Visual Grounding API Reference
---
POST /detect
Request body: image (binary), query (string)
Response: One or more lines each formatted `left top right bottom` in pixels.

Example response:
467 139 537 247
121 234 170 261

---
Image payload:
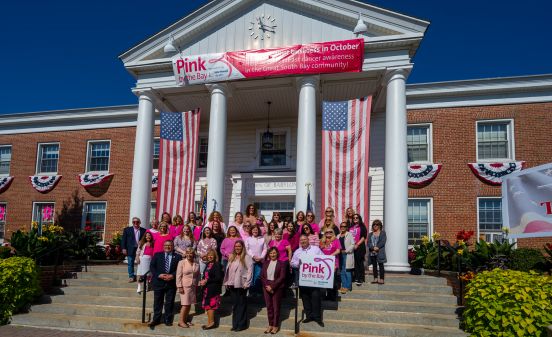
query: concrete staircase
11 264 467 337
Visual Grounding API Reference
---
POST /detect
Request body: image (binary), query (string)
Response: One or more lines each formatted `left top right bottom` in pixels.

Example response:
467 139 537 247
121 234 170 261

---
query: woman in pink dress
268 228 292 266
220 226 241 271
152 222 172 254
320 229 342 301
264 221 277 245
283 220 300 252
169 214 184 238
305 211 320 234
135 231 154 293
230 212 246 237
206 211 227 233
301 223 319 247
176 247 200 328
197 227 217 276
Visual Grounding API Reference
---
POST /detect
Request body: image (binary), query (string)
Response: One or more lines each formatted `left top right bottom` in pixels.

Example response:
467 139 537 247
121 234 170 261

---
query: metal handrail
141 271 151 323
294 287 299 335
436 239 441 277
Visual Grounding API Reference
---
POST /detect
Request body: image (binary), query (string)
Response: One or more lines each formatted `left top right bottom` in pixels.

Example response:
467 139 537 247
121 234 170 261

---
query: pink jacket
176 259 200 287
223 255 253 288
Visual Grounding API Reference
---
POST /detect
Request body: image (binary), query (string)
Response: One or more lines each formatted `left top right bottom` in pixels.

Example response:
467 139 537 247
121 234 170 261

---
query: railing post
294 287 299 335
142 272 148 323
437 240 441 277
84 235 89 272
457 255 462 306
53 249 60 287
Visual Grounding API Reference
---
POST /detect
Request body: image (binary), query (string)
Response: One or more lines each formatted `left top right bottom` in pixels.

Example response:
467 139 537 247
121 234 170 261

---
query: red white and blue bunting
78 173 114 188
468 161 525 186
29 175 62 193
0 176 14 193
152 174 158 191
408 164 442 187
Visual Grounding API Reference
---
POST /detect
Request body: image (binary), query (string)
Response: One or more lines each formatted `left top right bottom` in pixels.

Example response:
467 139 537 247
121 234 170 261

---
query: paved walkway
0 326 156 337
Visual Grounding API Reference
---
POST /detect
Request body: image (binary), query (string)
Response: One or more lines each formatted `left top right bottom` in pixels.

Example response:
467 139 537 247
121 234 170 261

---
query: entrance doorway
253 200 295 222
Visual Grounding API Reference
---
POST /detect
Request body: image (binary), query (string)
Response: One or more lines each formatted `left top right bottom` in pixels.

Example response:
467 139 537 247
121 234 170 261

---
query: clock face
248 14 276 40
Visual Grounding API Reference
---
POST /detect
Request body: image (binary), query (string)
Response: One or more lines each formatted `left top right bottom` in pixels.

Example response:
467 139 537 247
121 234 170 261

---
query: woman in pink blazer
223 240 253 331
176 247 200 328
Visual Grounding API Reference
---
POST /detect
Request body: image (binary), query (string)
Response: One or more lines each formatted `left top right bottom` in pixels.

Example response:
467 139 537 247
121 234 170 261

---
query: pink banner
172 39 364 86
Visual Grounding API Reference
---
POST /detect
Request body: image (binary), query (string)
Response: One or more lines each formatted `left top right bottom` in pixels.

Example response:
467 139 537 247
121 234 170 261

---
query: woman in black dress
199 249 223 330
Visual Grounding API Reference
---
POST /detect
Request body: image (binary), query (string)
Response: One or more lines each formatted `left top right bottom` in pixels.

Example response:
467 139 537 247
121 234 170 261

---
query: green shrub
0 247 13 259
463 269 552 337
0 257 41 324
509 248 546 272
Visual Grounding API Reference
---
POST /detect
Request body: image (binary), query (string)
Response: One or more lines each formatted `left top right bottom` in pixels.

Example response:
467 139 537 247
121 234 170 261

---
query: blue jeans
127 253 136 278
340 254 352 290
251 262 263 294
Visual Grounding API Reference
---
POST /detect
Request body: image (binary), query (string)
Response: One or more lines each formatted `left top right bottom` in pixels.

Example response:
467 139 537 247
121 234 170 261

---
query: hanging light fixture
262 101 274 149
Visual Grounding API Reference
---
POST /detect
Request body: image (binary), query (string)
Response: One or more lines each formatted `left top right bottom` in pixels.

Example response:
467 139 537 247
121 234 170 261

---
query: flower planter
38 264 82 294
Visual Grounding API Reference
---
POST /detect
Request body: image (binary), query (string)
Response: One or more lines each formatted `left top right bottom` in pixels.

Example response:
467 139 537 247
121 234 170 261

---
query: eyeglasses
325 210 333 213
132 220 140 224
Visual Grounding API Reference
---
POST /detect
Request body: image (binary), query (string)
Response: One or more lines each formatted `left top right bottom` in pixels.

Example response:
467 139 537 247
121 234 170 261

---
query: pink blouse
220 237 240 260
321 239 342 269
268 239 291 262
152 233 173 254
169 224 183 238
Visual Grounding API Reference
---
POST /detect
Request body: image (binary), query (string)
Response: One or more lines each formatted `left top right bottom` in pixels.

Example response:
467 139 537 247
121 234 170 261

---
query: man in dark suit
121 217 146 282
149 239 182 329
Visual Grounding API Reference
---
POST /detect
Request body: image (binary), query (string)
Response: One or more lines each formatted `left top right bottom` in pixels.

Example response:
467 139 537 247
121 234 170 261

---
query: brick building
0 1 550 267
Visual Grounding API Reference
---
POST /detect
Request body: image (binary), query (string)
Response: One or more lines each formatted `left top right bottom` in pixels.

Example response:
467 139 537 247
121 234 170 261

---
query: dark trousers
152 285 177 324
263 281 284 327
229 287 248 329
326 268 340 301
353 247 366 283
300 287 322 322
370 255 385 279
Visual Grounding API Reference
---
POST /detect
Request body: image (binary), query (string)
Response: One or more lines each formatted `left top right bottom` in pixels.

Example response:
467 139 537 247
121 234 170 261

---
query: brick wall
0 126 160 243
408 102 552 248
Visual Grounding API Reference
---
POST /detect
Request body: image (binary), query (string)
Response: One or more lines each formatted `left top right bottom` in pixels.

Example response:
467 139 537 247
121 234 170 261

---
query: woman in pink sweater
220 225 241 271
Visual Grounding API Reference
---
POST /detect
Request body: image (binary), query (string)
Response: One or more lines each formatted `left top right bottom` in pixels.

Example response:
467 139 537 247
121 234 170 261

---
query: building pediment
120 0 428 74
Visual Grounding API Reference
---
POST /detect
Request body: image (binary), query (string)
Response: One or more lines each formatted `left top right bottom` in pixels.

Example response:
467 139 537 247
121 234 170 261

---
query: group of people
121 204 387 333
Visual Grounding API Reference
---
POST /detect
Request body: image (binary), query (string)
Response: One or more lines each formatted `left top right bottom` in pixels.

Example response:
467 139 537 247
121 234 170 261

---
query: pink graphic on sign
0 205 5 221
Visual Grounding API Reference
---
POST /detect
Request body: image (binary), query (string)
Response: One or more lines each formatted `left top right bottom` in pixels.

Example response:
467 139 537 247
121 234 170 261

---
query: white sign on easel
298 255 335 289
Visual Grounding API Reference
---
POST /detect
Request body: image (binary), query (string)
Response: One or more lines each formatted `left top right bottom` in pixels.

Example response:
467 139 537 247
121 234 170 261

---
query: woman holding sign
261 247 287 334
320 229 342 301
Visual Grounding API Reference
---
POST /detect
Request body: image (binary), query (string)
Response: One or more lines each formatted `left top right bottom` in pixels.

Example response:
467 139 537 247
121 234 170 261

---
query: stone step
61 284 456 305
68 277 453 295
11 312 466 337
48 292 458 316
30 302 461 328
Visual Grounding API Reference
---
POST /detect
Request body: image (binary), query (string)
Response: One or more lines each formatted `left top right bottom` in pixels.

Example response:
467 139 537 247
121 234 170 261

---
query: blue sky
0 1 550 114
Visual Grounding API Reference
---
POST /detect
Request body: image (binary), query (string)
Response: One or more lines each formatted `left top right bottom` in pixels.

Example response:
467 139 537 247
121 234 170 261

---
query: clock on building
248 14 276 40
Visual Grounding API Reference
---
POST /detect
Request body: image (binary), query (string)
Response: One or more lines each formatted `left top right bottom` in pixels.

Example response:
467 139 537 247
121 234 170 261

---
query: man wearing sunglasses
122 217 146 282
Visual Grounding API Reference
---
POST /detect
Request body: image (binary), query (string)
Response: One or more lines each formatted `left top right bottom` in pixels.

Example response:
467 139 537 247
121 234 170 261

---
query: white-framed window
82 202 107 242
477 197 504 243
86 140 111 172
153 138 160 171
407 124 432 163
0 146 12 176
408 198 433 246
32 202 55 234
0 202 6 242
36 143 60 174
256 128 291 169
198 137 208 169
476 120 514 161
150 201 156 223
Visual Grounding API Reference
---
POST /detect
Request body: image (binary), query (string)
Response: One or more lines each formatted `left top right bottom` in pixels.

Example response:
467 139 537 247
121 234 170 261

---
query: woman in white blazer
338 221 355 293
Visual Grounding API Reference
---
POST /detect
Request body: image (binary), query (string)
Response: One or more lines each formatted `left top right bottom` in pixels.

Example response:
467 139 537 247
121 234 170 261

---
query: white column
384 69 410 271
129 92 155 227
295 76 318 213
206 84 229 213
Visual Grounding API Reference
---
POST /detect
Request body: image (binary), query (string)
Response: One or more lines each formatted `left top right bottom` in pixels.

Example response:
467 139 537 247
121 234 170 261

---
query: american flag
321 97 372 223
156 110 201 219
